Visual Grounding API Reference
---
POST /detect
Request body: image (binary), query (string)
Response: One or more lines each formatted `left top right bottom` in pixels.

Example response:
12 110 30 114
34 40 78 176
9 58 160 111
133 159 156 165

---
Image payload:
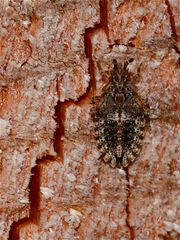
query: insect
93 58 150 168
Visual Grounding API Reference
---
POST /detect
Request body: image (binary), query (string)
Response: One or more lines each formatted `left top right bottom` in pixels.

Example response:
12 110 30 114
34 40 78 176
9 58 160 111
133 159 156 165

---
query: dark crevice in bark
8 217 29 240
53 100 64 156
8 1 110 238
8 164 40 240
8 155 57 240
125 169 135 240
8 99 61 239
165 0 180 54
62 25 99 106
83 26 99 101
28 165 41 223
99 0 109 39
53 101 71 162
75 0 109 105
165 0 178 41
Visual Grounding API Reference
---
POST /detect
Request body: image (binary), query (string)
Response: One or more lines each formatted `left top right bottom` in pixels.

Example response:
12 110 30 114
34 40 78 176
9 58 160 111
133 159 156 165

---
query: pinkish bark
0 1 179 240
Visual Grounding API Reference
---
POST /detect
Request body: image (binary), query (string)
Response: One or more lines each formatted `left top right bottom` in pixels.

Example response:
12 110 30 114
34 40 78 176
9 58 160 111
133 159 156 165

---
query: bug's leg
110 155 117 168
122 151 137 168
102 151 117 168
91 95 102 105
98 150 111 164
103 152 112 163
148 109 180 124
121 154 130 168
98 150 117 168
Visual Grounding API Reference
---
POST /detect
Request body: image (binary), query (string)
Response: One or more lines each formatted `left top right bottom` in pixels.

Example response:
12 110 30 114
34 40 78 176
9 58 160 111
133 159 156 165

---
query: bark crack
125 170 135 240
8 98 61 239
8 1 136 239
165 0 180 54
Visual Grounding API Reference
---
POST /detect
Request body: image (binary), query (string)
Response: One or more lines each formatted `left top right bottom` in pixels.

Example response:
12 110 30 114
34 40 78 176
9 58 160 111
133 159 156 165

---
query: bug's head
112 58 134 85
113 58 134 71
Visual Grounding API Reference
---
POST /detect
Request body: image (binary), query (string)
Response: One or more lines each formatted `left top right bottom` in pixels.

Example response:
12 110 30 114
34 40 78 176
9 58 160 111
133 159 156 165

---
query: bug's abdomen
95 110 121 167
121 114 146 167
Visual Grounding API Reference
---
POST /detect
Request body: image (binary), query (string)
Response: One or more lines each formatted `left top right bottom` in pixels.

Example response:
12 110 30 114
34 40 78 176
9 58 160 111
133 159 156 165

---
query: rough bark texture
0 0 179 240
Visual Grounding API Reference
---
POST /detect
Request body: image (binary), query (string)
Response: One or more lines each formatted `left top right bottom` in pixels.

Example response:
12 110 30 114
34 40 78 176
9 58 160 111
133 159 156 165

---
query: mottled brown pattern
94 59 149 168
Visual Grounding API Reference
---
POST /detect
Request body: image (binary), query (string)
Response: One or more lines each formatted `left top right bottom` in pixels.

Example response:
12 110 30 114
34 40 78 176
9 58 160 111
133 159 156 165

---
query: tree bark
0 1 179 239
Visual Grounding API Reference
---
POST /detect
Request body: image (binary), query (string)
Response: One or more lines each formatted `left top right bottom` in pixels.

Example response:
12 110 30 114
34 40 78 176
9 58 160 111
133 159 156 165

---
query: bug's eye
129 58 134 63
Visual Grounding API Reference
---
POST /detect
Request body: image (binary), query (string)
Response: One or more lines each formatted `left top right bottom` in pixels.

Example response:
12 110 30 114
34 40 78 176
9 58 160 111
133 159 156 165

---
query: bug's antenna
124 58 134 69
113 59 118 70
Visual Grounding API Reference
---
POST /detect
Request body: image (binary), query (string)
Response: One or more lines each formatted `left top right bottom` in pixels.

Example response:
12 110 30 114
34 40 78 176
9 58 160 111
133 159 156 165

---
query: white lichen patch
66 173 76 182
0 118 11 138
164 221 180 234
118 44 127 53
19 198 29 204
60 62 90 101
69 208 83 218
40 187 54 199
64 208 83 228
